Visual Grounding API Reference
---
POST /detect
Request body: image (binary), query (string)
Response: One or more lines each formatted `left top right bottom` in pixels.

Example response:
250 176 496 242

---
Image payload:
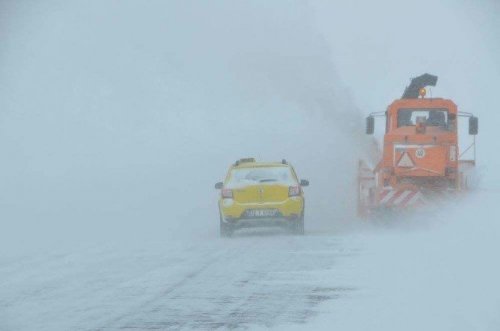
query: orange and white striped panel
378 189 425 208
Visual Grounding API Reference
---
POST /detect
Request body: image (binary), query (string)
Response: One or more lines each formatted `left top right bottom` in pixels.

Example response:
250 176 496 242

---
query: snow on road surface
2 191 500 331
286 190 500 331
1 232 359 330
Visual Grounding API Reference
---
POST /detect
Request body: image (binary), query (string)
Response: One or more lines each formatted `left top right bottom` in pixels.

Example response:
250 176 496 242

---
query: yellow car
215 158 309 237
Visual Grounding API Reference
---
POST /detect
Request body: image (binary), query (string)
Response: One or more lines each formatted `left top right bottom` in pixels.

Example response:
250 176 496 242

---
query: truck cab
381 98 459 190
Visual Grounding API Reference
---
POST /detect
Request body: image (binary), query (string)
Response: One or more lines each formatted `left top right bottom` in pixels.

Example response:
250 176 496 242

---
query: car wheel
292 215 305 235
220 214 233 237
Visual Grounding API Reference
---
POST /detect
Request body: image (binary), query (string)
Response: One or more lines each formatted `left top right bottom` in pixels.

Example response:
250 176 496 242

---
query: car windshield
227 166 295 186
397 108 449 128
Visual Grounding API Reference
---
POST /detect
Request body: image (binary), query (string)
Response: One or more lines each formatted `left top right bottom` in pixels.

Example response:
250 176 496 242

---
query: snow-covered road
2 190 500 331
0 230 359 330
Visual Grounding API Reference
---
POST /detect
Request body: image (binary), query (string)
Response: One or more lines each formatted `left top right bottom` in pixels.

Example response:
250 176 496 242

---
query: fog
0 1 369 249
1 1 499 330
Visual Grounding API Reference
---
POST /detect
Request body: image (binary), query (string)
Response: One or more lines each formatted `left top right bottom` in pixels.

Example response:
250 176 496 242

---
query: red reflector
221 188 233 198
288 186 301 197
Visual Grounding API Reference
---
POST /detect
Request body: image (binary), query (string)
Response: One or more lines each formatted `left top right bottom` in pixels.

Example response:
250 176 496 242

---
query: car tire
220 214 233 238
292 215 305 235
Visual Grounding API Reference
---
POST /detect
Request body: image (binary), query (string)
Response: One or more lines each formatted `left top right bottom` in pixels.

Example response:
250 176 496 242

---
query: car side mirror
469 116 478 135
300 179 309 187
214 182 223 189
366 116 374 135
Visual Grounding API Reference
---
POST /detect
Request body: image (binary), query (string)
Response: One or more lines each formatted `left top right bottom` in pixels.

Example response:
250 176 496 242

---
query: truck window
397 108 449 128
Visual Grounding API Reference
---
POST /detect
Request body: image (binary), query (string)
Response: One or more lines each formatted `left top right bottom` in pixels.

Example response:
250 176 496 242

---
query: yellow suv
215 158 309 237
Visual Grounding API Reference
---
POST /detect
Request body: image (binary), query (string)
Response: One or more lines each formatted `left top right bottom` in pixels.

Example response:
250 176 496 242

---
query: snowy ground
1 191 499 331
1 231 359 330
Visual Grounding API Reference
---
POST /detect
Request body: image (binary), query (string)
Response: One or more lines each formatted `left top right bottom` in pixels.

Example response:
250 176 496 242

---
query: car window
227 166 296 186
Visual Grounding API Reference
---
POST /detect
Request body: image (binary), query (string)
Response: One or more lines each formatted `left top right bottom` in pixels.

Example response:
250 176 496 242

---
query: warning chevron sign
397 152 414 168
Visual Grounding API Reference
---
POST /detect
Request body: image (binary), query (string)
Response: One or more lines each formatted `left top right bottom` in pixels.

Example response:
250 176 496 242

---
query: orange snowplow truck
358 74 479 216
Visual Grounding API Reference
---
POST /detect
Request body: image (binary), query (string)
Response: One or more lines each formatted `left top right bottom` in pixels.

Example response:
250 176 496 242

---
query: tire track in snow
97 247 238 330
98 233 356 330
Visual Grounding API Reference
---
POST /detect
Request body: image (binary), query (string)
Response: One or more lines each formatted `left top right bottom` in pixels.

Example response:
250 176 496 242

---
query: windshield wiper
259 178 277 183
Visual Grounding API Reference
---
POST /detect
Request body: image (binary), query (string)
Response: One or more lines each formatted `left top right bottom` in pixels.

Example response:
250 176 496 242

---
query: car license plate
246 209 277 218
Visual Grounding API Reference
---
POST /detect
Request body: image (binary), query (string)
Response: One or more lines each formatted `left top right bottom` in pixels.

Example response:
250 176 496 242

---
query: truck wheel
220 214 233 238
